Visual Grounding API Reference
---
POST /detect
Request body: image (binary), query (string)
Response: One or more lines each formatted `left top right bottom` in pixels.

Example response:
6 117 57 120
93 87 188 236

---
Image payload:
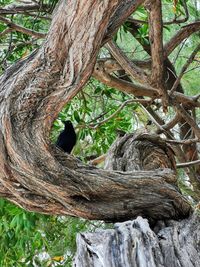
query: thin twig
176 159 200 168
0 15 46 38
89 99 141 129
165 138 199 145
169 44 200 95
172 39 187 65
184 65 200 74
0 27 13 37
0 27 13 66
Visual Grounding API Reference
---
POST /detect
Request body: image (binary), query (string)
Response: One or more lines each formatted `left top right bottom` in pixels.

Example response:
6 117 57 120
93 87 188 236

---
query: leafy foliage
0 198 105 266
51 79 137 159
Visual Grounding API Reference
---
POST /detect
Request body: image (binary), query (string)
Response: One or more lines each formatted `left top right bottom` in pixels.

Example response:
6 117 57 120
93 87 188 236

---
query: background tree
0 0 199 266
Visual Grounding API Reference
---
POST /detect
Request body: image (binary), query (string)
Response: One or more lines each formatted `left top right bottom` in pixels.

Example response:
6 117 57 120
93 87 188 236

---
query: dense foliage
0 0 199 266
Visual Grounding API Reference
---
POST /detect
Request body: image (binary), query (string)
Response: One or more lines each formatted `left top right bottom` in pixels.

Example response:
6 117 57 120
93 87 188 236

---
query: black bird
56 120 76 153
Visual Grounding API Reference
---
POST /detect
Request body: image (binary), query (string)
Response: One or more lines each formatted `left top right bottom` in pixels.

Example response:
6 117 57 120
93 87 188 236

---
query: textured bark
0 0 194 222
74 133 198 267
110 15 200 191
104 132 176 172
74 214 200 267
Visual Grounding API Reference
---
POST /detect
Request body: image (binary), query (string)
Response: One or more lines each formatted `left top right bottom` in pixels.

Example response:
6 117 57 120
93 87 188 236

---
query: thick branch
0 0 195 222
146 0 169 109
93 61 158 97
93 60 200 108
146 0 164 84
103 0 145 44
164 21 200 57
3 0 190 223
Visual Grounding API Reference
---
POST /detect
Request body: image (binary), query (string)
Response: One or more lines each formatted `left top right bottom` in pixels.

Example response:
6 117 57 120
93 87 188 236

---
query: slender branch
156 113 180 134
173 92 200 108
0 27 13 37
90 154 106 165
0 4 50 14
146 0 164 84
22 12 51 21
89 99 146 129
176 159 200 168
164 21 200 57
106 40 149 84
96 58 151 73
169 44 200 95
140 105 167 133
174 102 200 139
87 111 110 124
166 138 199 145
0 15 46 38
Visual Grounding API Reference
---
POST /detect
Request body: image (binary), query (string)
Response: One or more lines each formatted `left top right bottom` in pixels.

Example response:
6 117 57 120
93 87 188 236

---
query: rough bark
74 214 200 267
104 132 177 171
0 0 196 221
103 16 200 190
74 132 198 267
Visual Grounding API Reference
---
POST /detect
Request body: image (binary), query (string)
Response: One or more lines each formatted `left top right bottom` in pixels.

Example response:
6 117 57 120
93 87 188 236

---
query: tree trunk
0 0 191 222
74 214 200 267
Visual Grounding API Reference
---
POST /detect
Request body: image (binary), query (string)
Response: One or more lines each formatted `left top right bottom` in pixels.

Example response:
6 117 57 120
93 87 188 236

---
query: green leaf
73 110 81 122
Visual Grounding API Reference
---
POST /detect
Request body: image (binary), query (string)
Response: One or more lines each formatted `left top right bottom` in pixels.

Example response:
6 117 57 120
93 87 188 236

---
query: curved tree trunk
74 214 200 267
0 0 192 222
